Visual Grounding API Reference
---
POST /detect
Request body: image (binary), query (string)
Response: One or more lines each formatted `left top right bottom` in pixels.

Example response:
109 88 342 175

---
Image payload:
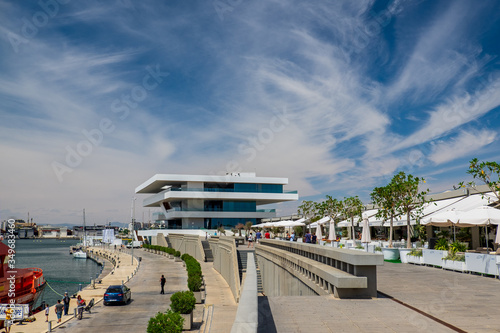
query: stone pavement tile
198 261 238 333
377 262 500 332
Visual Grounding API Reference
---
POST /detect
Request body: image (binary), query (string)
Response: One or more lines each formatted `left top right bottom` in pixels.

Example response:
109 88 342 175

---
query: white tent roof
310 216 331 228
456 206 500 226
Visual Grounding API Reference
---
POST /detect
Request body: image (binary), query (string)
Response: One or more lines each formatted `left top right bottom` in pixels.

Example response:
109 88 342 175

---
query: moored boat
0 241 46 327
73 250 87 259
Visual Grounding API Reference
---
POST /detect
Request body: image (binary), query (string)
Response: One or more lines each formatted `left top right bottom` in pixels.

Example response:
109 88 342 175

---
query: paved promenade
56 249 188 333
8 247 239 333
377 262 500 333
198 261 238 332
265 260 500 333
10 247 139 333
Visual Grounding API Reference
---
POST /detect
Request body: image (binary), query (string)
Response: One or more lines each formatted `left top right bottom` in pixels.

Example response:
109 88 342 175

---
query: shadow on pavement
258 296 277 333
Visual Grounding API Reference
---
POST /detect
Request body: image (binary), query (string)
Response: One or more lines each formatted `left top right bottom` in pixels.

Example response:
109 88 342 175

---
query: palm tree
235 223 244 237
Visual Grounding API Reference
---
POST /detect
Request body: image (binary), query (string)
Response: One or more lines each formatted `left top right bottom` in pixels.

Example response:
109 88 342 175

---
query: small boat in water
73 249 87 259
72 209 88 259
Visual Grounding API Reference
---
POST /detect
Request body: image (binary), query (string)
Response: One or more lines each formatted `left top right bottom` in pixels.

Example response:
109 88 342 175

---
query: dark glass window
234 183 283 193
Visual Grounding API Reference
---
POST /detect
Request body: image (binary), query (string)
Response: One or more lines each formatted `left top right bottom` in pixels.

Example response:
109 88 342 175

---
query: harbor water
14 239 102 308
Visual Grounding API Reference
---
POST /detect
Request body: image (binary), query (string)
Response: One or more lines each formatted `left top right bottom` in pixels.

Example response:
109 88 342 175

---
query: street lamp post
131 197 136 265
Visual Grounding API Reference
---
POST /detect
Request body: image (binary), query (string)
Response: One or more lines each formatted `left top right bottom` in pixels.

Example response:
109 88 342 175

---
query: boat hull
73 251 87 259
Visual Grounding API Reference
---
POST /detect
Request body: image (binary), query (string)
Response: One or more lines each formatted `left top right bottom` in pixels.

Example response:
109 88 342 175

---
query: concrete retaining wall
256 239 383 298
231 252 258 333
167 233 206 262
210 236 241 302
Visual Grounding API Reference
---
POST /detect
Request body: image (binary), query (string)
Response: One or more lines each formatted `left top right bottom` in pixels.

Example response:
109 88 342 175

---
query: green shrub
174 250 181 257
147 310 184 333
434 238 449 251
170 291 196 314
409 249 423 257
293 226 303 237
187 275 202 292
374 246 382 252
449 241 467 254
443 253 465 262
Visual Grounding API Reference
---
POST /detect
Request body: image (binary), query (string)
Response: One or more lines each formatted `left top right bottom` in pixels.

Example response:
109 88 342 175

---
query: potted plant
188 274 203 303
398 247 412 263
147 309 184 333
442 241 467 272
442 253 466 272
423 239 448 267
170 291 196 330
174 250 182 262
407 248 423 265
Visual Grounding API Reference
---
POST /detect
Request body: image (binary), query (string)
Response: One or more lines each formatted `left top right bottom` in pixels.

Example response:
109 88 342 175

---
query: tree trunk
406 210 411 249
389 215 394 248
351 217 355 240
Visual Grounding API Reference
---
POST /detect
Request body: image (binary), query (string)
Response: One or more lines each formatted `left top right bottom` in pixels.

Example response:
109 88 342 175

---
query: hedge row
181 253 203 292
143 244 203 292
143 244 176 255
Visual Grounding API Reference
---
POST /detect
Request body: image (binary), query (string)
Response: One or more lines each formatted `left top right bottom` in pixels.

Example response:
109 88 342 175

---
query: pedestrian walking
247 232 254 248
45 304 49 322
305 231 312 243
160 274 166 294
55 300 64 323
255 230 262 244
63 292 70 315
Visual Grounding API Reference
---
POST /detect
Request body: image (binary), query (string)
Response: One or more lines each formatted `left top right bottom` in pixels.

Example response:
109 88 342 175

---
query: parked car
103 285 131 305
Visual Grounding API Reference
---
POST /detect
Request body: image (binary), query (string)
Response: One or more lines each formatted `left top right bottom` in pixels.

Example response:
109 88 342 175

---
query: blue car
103 285 131 305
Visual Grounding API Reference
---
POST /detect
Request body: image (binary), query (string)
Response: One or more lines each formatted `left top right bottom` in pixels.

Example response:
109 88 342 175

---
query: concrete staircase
201 240 214 262
237 249 263 294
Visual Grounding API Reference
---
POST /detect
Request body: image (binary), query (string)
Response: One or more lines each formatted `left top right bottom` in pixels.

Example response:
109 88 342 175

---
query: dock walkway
10 247 139 333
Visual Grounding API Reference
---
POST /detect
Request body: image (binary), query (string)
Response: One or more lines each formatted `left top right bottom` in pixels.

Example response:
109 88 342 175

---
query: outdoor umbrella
316 221 323 242
422 209 461 241
495 225 500 245
329 220 336 241
456 206 500 226
422 209 461 227
361 217 371 248
457 206 500 247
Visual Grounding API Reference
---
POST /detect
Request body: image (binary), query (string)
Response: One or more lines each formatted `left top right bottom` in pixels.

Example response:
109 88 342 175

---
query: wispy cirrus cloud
429 130 496 165
1 0 500 224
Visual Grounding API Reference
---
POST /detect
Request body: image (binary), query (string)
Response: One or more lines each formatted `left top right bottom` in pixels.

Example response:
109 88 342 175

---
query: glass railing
166 187 296 194
166 208 275 213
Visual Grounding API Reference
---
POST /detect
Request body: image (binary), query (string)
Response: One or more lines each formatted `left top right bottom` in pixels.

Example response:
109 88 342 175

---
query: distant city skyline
1 1 500 225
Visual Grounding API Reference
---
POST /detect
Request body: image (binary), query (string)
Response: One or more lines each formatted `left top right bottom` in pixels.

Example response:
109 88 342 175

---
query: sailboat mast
83 208 86 247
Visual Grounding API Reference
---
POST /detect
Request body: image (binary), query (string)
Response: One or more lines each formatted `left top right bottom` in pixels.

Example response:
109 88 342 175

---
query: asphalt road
55 250 188 333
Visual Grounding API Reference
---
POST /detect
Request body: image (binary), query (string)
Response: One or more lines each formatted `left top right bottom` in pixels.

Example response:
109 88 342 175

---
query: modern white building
135 172 299 229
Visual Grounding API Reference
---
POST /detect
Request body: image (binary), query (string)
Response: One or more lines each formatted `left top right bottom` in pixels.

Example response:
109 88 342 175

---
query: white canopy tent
309 216 331 228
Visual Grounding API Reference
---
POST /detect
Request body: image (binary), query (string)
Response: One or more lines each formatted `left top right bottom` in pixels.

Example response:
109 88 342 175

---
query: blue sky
1 0 500 225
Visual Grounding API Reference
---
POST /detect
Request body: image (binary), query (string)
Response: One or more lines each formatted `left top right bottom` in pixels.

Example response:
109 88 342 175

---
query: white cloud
429 130 496 165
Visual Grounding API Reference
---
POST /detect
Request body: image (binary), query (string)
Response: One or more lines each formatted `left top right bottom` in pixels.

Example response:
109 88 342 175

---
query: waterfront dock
10 247 139 333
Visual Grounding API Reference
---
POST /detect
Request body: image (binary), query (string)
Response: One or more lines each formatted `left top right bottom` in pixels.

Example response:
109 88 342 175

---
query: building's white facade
135 172 299 229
